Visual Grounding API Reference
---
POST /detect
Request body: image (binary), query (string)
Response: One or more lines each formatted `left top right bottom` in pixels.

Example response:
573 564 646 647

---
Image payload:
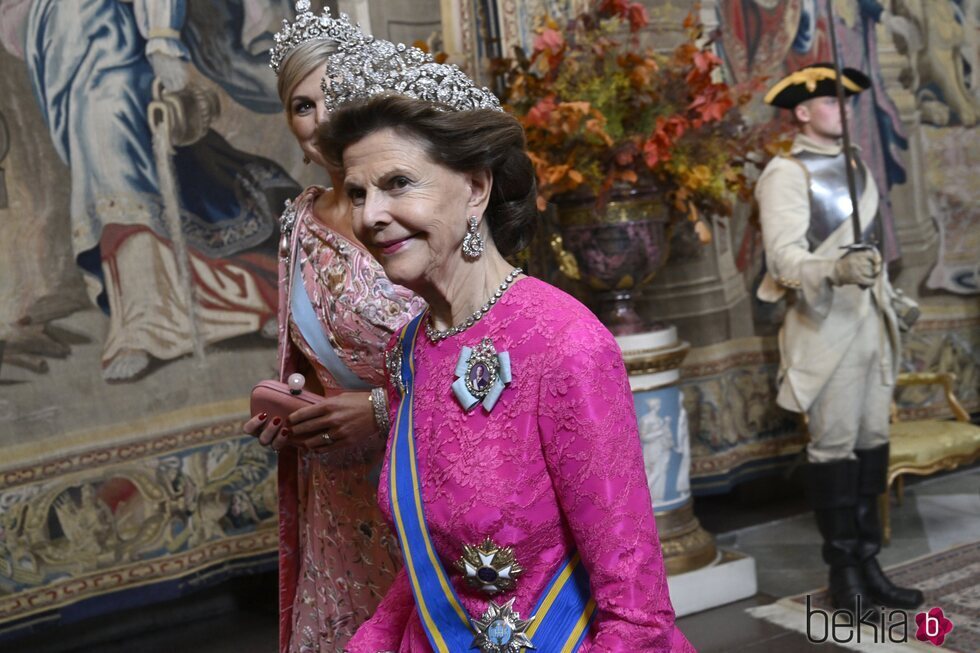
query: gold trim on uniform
763 67 863 104
776 275 802 289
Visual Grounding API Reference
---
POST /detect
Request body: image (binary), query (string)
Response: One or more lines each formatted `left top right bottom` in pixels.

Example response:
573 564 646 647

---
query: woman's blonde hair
276 39 341 116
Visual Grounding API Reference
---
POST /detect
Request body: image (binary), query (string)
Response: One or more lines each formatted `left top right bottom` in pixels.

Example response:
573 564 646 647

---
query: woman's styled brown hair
317 95 539 256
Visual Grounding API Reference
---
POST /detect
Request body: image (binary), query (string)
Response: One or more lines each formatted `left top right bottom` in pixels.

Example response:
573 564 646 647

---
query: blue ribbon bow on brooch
451 338 511 412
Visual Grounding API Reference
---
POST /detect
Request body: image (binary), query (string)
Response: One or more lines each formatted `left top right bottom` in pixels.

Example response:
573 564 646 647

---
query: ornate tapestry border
0 400 278 627
0 531 277 624
0 400 249 491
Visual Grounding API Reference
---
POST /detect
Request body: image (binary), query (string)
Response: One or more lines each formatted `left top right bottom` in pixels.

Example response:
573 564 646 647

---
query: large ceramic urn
551 188 671 335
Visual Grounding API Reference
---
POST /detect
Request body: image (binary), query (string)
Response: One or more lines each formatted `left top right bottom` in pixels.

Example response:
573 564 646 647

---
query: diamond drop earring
461 215 485 260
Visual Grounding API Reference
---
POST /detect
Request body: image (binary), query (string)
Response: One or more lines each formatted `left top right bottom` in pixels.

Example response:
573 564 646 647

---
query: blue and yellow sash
388 314 597 651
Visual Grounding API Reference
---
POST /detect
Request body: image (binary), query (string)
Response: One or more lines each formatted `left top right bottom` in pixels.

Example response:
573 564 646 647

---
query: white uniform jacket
755 135 901 414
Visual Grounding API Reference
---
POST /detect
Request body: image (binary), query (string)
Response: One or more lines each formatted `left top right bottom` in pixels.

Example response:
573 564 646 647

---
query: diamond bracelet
369 387 390 436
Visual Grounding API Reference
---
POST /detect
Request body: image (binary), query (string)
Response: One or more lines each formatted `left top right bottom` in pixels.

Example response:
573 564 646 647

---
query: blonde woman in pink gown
243 7 424 652
318 39 695 653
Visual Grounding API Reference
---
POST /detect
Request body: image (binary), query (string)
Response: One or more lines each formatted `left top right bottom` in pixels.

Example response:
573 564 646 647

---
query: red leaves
525 96 557 129
533 28 565 55
688 89 733 126
691 50 722 75
598 0 649 31
626 3 649 31
531 27 567 71
642 139 663 169
681 48 733 127
643 116 687 168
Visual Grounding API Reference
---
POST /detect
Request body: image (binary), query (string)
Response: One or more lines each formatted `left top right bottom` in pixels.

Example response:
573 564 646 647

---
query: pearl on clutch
287 373 306 395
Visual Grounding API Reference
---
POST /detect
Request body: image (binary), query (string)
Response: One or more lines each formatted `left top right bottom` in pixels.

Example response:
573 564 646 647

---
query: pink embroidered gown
347 277 694 652
275 186 426 653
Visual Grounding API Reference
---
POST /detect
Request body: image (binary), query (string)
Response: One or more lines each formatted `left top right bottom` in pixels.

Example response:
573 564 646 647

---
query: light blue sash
291 257 372 391
389 314 596 652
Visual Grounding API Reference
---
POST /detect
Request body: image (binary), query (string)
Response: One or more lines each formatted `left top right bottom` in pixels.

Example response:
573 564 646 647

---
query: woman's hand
243 412 290 451
287 390 378 452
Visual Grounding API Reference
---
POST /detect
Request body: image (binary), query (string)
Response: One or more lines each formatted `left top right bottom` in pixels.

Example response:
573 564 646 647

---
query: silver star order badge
471 598 535 653
385 346 404 395
455 538 523 595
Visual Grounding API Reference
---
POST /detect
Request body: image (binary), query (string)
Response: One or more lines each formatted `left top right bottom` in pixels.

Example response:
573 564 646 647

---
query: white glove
831 248 881 287
148 51 189 92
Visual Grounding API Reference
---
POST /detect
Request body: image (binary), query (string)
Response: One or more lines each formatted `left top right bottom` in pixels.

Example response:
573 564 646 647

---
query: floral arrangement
493 0 779 241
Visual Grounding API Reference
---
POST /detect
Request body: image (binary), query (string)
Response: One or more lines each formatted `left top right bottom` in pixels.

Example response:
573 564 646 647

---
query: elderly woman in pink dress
317 38 694 653
242 6 423 652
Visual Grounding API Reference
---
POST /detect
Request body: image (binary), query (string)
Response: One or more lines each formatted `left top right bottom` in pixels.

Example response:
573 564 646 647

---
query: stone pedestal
667 550 758 617
617 327 716 574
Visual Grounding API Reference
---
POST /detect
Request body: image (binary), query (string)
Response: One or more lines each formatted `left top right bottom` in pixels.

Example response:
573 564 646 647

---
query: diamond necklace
424 267 523 342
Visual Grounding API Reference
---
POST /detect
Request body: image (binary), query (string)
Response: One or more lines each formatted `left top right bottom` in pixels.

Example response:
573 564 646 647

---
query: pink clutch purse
249 377 334 423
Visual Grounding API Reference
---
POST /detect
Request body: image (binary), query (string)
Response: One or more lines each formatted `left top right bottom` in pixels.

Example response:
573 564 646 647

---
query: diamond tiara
269 0 367 74
321 37 502 113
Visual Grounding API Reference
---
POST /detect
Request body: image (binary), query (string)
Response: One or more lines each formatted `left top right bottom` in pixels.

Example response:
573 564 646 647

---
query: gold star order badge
471 598 535 653
455 538 524 594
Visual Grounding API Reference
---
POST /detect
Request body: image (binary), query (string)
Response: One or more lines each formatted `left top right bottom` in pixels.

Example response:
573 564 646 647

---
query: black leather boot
855 444 925 609
803 459 875 613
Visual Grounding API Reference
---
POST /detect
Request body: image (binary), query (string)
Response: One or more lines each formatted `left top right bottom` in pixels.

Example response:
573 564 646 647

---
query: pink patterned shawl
274 186 425 653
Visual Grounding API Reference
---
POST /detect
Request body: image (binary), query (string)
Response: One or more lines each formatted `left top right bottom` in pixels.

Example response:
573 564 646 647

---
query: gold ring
321 432 332 444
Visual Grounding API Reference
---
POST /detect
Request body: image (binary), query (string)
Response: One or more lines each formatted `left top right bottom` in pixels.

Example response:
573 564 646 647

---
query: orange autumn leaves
496 1 770 243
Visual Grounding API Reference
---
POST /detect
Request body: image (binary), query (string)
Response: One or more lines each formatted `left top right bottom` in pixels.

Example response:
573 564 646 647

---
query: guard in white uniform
756 64 923 613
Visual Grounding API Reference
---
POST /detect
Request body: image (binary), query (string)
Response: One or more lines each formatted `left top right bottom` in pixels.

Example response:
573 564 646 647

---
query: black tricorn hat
764 63 871 109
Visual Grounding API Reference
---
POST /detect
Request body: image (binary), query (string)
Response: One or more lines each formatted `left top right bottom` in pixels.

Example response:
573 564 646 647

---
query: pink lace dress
275 186 426 653
347 277 693 652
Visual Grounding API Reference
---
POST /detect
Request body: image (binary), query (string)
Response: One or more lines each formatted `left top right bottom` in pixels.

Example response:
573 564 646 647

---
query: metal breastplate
793 149 880 251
